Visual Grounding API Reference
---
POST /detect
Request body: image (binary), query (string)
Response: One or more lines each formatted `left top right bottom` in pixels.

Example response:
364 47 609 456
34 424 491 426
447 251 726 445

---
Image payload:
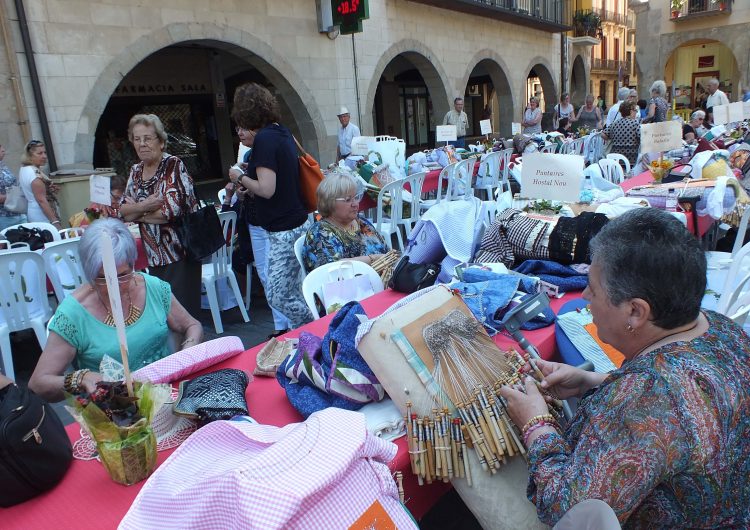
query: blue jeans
0 214 27 231
449 137 466 149
248 224 292 330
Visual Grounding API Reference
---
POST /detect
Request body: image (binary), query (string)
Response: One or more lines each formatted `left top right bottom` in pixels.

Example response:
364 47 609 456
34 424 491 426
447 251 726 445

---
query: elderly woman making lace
29 218 203 402
302 171 389 272
498 208 750 527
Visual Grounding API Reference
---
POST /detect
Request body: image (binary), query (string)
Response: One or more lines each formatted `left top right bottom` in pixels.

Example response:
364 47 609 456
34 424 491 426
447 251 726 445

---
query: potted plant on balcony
670 0 685 18
573 10 602 38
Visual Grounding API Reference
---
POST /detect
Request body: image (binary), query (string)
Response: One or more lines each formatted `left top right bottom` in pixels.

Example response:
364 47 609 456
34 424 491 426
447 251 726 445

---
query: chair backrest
42 238 85 303
401 171 426 227
0 251 53 332
562 138 585 156
375 176 406 232
59 227 85 239
717 240 750 315
606 153 631 177
478 151 502 190
432 162 459 205
450 159 475 201
732 206 750 258
598 158 625 184
294 235 307 273
217 188 226 204
540 144 556 154
302 260 383 320
0 222 61 243
208 211 237 278
586 134 605 164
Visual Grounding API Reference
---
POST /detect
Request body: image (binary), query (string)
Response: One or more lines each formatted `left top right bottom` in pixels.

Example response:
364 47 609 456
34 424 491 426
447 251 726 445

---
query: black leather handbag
173 368 250 426
0 384 73 507
174 186 226 262
388 255 439 294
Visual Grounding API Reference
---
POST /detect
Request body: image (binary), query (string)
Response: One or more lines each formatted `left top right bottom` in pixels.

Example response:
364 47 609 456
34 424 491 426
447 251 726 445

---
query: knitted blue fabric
513 260 589 292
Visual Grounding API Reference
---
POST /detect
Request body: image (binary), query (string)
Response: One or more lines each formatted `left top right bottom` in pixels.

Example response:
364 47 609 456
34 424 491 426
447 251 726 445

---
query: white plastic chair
59 227 85 239
399 171 426 238
1 222 62 243
498 148 514 193
716 240 750 316
607 153 632 177
202 211 250 334
562 138 585 156
598 158 625 185
0 251 54 379
450 159 475 202
374 177 407 251
586 134 605 164
302 260 383 320
42 238 85 303
419 161 458 213
294 235 307 273
540 144 556 154
217 188 226 204
475 151 502 201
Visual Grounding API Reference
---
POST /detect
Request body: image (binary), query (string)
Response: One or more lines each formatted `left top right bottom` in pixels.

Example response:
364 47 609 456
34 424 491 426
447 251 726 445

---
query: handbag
0 383 73 507
174 185 225 262
388 255 439 293
4 185 27 214
4 225 53 251
173 368 250 426
293 136 324 213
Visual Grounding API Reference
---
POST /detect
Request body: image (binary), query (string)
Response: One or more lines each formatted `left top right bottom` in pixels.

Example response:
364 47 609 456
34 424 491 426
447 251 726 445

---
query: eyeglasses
93 270 134 286
133 135 157 145
335 193 364 204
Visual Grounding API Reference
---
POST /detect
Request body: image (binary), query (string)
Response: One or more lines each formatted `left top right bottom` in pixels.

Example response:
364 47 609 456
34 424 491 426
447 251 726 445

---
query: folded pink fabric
132 336 245 384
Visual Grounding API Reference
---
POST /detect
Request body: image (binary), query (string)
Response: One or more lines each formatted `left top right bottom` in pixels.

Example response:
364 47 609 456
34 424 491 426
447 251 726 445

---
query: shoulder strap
292 135 307 157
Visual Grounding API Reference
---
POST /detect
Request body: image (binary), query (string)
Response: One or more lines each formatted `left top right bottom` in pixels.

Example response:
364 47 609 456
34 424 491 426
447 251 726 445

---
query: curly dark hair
231 83 280 130
619 100 636 118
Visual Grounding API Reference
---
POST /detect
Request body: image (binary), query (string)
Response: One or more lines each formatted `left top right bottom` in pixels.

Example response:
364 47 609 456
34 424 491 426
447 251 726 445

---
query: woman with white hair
28 218 203 402
302 170 388 272
683 110 707 144
644 80 668 123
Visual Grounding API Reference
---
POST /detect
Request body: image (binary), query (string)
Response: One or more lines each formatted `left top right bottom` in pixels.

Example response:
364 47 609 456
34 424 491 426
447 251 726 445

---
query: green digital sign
331 0 369 35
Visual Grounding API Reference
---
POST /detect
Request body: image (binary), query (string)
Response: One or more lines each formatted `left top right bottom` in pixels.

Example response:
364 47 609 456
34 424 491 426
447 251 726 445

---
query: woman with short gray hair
498 208 750 527
683 110 707 143
28 218 203 402
644 80 668 123
302 170 388 272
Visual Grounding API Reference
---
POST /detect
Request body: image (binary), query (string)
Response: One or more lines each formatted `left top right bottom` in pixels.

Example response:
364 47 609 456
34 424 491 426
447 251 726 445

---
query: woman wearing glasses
28 219 202 402
302 171 388 273
230 83 312 328
18 140 61 226
119 113 201 317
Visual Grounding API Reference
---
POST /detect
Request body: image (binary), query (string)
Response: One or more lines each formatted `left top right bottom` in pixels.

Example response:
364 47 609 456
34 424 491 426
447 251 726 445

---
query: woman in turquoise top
29 218 203 402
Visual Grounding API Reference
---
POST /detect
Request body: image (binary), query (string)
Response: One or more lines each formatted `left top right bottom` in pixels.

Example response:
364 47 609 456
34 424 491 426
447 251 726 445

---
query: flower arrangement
649 158 674 183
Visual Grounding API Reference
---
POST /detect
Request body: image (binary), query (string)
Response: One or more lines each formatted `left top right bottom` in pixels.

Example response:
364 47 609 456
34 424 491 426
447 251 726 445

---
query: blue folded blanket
513 260 588 292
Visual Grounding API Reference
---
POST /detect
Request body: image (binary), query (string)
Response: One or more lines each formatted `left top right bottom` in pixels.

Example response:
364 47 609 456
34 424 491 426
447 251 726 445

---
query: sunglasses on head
25 140 43 151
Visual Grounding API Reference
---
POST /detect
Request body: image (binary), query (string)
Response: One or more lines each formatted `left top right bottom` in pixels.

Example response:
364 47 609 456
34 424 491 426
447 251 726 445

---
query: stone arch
524 56 559 109
364 39 452 135
458 50 516 137
570 55 588 107
75 23 326 164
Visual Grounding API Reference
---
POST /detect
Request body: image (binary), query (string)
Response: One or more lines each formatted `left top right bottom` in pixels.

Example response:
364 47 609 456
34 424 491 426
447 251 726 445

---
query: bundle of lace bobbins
370 249 400 287
404 309 564 487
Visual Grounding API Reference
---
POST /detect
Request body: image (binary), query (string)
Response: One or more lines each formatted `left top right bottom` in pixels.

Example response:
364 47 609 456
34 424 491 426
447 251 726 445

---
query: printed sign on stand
640 121 683 153
435 125 457 143
521 153 584 203
479 119 492 135
90 174 112 205
511 122 522 135
712 104 730 126
728 101 744 123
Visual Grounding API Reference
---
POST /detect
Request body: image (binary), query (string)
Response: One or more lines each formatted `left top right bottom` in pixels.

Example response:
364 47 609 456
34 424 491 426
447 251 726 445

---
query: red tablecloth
2 288 578 528
621 170 714 237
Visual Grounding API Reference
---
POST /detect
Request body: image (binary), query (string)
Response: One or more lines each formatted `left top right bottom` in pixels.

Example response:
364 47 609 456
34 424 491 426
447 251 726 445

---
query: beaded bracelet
63 369 91 394
522 421 559 447
521 413 557 436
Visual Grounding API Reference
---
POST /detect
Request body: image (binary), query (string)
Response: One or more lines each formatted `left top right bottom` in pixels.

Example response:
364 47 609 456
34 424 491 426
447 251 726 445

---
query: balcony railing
591 59 631 73
406 0 571 32
671 0 731 20
593 8 627 25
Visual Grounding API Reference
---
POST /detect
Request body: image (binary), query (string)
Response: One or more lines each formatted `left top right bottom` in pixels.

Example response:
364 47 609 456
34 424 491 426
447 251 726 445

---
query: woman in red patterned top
120 114 200 317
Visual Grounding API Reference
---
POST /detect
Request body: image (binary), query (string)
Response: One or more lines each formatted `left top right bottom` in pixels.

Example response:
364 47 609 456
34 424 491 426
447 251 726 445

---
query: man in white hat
337 106 360 160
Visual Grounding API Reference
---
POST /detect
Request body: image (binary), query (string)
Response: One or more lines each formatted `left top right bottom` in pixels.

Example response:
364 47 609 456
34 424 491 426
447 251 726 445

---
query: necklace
633 318 700 359
92 278 143 327
328 218 358 235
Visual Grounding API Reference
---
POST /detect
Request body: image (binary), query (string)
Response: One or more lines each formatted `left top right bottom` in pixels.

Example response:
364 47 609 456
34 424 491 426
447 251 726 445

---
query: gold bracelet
521 414 558 436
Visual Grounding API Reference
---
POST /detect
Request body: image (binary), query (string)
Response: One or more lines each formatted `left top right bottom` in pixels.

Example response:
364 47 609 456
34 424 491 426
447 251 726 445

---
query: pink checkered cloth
132 336 245 384
120 408 417 529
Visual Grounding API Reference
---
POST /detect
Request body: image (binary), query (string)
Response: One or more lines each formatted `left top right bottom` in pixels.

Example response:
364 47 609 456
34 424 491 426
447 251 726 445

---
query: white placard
640 121 683 153
479 119 492 135
511 122 522 135
521 153 585 203
712 104 729 126
90 174 111 205
435 125 457 142
350 136 374 156
728 101 744 123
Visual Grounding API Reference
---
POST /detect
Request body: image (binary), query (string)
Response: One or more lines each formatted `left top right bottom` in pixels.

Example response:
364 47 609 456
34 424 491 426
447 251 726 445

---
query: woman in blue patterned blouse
302 171 388 273
0 144 26 229
499 208 750 528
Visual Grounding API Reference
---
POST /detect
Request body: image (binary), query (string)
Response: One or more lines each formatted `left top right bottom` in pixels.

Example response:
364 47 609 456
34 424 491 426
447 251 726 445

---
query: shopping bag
4 185 27 214
322 274 375 314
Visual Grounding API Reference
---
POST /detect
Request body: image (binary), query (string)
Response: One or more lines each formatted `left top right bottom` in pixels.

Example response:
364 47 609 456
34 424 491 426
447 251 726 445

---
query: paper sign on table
479 119 492 135
640 121 683 152
435 125 457 142
521 152 584 203
350 136 374 156
728 101 744 123
712 104 729 126
511 122 522 135
90 174 112 205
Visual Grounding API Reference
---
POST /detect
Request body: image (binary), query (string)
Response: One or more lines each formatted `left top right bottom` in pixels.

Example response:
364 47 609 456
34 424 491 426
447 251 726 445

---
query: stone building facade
0 0 585 178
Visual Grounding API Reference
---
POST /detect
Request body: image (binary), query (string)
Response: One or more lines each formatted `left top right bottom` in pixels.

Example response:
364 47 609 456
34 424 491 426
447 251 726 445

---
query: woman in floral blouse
302 171 388 273
499 208 750 527
120 114 200 317
0 143 26 229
